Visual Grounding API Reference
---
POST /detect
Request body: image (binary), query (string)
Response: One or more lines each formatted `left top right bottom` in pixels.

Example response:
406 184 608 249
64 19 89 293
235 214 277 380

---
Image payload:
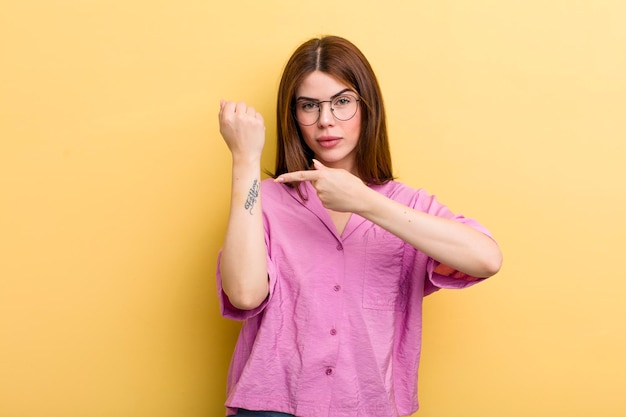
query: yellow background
1 1 625 416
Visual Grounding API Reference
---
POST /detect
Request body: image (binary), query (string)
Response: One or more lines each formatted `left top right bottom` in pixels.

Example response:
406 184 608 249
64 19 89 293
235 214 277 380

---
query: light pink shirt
217 179 492 417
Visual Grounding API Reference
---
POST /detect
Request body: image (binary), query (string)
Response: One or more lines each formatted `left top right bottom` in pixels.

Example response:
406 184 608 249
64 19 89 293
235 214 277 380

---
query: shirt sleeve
424 254 487 296
412 189 495 296
215 249 277 321
216 179 278 321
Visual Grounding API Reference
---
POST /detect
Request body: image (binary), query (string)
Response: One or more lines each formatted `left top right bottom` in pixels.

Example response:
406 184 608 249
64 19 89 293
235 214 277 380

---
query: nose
317 101 335 126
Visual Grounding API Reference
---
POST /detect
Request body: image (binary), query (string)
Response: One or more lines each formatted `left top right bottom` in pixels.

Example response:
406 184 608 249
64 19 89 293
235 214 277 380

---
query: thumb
312 159 327 170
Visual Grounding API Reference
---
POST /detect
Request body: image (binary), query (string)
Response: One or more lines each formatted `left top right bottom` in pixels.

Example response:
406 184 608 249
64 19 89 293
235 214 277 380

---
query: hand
218 100 265 160
275 159 370 213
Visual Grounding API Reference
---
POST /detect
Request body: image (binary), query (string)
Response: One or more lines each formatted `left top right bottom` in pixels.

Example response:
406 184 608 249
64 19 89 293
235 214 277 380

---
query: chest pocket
362 227 408 311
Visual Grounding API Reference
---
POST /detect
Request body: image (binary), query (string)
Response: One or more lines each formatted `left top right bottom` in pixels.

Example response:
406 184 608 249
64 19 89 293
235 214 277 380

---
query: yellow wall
1 1 624 416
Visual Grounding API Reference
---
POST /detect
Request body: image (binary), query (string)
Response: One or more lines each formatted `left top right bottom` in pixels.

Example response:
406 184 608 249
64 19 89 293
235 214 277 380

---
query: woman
217 35 502 417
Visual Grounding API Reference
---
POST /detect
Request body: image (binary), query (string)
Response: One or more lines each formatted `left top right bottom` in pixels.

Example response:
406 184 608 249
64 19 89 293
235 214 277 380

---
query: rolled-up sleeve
216 249 277 320
413 190 495 296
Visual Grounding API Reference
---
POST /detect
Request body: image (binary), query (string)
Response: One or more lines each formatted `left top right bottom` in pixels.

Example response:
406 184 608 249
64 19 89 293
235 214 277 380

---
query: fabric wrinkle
216 179 492 417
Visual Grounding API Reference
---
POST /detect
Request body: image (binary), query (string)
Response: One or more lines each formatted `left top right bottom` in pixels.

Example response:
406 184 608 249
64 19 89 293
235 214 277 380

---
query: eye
333 96 353 107
299 101 319 112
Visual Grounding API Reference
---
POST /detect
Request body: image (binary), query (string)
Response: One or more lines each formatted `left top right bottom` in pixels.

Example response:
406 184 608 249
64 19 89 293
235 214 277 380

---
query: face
295 71 361 174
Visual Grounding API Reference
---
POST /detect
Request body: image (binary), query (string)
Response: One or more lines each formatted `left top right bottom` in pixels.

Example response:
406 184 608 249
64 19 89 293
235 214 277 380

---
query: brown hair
273 35 393 186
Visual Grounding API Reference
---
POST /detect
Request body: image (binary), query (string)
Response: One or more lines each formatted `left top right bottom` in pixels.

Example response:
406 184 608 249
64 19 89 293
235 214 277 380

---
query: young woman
217 35 502 417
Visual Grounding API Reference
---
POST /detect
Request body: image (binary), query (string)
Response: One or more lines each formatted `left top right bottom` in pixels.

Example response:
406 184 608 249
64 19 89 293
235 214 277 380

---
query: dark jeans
229 409 296 417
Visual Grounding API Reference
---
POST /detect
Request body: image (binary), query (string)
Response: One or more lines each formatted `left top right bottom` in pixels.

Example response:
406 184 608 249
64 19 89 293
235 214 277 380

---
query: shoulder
260 178 281 200
373 180 446 212
260 178 301 205
260 177 278 191
261 177 295 193
371 180 427 202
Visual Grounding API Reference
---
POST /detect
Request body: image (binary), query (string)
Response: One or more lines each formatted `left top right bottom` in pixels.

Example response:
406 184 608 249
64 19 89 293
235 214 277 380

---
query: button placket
321 239 342 381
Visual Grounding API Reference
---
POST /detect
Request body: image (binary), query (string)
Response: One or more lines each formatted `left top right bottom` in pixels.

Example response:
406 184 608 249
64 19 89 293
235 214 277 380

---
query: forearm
356 188 502 278
220 156 269 310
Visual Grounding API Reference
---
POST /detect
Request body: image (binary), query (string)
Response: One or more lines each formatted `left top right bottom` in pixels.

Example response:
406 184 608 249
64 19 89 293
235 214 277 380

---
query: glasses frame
293 94 361 126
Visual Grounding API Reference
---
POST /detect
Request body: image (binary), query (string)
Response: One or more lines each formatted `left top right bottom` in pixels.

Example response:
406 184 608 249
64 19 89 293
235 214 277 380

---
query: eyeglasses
293 94 361 126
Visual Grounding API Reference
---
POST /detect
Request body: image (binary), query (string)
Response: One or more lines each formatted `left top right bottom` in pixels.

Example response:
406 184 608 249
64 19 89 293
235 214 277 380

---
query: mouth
317 136 341 148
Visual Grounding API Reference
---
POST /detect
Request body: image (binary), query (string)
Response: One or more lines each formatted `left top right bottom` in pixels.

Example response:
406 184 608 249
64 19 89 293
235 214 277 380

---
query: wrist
352 184 382 218
231 153 262 167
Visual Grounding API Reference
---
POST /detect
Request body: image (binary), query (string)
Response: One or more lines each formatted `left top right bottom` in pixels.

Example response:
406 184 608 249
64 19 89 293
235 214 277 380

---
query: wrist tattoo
244 179 260 215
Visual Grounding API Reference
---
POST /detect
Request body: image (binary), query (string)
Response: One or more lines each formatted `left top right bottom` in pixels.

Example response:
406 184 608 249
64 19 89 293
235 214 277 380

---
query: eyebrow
296 88 354 102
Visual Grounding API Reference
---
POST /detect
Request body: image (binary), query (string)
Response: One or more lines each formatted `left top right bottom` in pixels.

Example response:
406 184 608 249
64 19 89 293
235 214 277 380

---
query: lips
317 136 341 148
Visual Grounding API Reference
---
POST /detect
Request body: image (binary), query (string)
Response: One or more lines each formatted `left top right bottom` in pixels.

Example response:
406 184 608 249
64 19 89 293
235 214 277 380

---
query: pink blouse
217 179 492 417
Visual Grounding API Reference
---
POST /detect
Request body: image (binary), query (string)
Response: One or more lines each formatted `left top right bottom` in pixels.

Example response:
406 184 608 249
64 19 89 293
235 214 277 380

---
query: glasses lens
294 95 359 125
332 95 358 121
295 100 320 126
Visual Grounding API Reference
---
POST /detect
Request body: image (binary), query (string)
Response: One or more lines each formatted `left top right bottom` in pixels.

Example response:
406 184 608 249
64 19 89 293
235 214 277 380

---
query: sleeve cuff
216 249 276 321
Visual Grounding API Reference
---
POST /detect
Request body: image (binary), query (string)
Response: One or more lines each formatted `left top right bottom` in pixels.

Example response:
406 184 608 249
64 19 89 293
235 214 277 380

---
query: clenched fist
218 100 266 161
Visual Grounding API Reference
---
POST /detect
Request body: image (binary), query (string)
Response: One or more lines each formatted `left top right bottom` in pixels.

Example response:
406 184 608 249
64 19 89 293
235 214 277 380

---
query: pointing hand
275 159 370 213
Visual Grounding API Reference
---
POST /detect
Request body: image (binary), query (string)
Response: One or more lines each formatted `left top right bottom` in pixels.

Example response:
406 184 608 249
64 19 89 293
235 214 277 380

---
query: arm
276 160 502 278
218 100 269 310
356 187 502 278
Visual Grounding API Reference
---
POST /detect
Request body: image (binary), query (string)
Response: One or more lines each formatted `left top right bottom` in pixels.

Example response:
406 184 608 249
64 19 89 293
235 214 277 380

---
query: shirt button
336 243 343 251
325 368 333 376
330 329 337 336
333 285 341 292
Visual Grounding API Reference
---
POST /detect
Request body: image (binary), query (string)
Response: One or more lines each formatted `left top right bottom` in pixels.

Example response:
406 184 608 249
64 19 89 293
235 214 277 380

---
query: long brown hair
273 36 393 186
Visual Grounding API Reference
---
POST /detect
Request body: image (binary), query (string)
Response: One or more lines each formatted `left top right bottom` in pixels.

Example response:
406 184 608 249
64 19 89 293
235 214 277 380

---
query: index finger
275 170 320 184
219 99 236 119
